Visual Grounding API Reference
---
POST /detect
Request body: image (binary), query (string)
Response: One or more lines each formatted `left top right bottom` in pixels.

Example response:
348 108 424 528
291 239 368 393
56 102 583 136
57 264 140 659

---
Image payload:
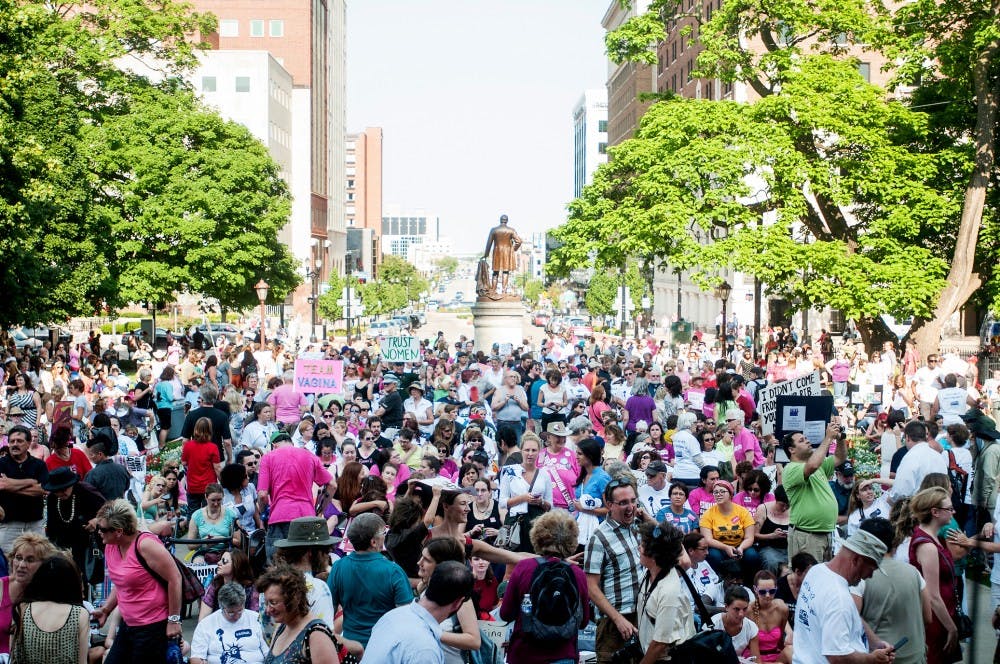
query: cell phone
892 637 908 650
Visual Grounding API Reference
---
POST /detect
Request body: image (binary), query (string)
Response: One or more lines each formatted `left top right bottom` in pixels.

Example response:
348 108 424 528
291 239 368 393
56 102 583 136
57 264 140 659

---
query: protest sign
380 336 420 363
294 359 344 394
479 620 509 654
757 371 822 436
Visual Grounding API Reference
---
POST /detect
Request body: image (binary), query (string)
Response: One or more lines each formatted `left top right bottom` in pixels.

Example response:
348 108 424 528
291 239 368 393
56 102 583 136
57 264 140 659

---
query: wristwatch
167 615 182 624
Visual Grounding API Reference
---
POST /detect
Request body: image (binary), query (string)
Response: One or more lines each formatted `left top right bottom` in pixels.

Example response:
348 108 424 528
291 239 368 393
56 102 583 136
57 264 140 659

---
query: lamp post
716 279 732 349
255 279 269 348
306 258 322 343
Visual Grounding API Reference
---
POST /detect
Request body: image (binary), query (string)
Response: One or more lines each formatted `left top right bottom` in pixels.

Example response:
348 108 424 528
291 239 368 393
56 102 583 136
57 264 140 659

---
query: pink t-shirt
733 428 765 467
733 490 775 513
688 487 715 518
267 384 307 425
105 532 169 626
538 447 579 509
259 446 332 523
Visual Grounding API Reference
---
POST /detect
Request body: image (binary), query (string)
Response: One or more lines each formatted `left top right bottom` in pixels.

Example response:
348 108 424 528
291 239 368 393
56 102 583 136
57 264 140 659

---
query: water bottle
521 595 533 616
165 638 183 664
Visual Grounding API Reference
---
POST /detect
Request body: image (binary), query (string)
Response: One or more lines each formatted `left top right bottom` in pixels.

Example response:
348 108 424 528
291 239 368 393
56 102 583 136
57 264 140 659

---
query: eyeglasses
935 505 956 513
323 413 334 418
97 526 118 534
362 436 373 441
712 489 731 495
755 588 778 596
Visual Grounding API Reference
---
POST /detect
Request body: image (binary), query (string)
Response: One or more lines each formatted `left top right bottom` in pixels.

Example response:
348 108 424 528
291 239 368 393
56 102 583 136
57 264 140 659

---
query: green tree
435 256 458 277
554 0 977 352
316 273 347 322
585 271 618 318
377 255 429 308
0 0 214 328
88 80 300 313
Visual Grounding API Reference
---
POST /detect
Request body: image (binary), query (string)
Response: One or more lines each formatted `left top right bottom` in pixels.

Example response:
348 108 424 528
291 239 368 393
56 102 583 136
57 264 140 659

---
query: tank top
104 532 169 625
10 603 80 664
758 505 788 550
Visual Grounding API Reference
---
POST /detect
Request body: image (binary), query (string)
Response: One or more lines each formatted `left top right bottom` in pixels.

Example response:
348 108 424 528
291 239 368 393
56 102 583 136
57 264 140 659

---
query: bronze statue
478 214 522 300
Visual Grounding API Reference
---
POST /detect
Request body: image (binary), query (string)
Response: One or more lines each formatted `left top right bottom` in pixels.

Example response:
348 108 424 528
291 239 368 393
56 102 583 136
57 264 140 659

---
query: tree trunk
855 315 898 351
220 307 228 323
911 37 998 358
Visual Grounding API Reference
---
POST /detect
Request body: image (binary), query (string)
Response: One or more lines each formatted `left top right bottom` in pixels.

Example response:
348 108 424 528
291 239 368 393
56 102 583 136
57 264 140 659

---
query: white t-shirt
672 430 702 479
711 613 759 655
889 442 948 503
685 561 724 608
912 366 940 403
638 483 672 517
846 495 891 538
190 608 267 663
936 387 968 425
793 563 868 664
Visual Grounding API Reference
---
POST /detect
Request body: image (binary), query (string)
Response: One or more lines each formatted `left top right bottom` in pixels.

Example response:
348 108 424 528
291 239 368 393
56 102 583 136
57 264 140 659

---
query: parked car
531 311 551 327
366 321 402 339
23 326 72 347
426 300 440 312
568 317 594 337
9 328 43 350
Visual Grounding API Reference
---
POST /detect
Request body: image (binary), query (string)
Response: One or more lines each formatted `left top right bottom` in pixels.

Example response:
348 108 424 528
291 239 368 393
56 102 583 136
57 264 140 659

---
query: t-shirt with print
793 563 868 664
699 504 755 546
538 447 579 509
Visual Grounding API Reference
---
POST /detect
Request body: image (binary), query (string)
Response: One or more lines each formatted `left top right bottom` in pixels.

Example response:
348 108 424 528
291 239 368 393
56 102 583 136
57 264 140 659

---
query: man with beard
830 460 856 526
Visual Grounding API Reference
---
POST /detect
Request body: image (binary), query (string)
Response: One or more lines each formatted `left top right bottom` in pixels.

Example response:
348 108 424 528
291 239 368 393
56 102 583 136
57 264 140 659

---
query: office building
572 90 609 198
381 206 439 259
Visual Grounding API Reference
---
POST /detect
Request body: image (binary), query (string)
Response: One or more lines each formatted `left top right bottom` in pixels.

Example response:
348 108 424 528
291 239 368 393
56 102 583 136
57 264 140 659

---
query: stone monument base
471 299 526 352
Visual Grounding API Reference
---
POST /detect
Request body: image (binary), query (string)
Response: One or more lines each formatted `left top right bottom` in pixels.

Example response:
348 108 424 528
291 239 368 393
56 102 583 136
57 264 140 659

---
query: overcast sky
346 0 609 253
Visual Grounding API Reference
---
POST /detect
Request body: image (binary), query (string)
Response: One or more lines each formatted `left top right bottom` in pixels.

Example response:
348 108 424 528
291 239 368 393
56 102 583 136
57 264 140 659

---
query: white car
366 321 402 338
9 328 43 350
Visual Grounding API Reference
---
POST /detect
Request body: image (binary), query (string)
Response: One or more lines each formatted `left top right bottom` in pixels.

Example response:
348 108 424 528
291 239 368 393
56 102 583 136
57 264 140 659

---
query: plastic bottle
521 595 532 616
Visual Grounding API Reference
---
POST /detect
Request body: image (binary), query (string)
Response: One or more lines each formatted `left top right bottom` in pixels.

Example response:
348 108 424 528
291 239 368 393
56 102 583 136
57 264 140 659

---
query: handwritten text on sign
757 371 822 436
294 359 344 394
380 336 420 363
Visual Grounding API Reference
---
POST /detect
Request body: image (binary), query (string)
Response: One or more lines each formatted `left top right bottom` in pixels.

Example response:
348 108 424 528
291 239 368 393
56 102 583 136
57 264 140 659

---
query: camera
611 635 643 664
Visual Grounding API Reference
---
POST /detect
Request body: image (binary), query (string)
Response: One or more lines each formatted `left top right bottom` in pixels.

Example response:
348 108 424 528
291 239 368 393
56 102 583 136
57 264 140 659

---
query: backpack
520 558 582 641
946 450 969 509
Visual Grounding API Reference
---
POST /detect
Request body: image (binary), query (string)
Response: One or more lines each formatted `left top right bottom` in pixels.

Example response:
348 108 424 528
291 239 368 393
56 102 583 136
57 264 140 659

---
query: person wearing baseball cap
638 460 671 517
794 527 894 663
831 460 856 525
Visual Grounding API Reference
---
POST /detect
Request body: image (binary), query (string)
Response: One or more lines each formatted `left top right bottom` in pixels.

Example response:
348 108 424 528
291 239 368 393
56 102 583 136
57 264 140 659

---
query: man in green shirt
781 422 847 562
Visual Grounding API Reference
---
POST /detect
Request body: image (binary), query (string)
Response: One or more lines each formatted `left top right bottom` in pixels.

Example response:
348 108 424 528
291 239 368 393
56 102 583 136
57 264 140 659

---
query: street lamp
255 279 269 347
716 279 732 347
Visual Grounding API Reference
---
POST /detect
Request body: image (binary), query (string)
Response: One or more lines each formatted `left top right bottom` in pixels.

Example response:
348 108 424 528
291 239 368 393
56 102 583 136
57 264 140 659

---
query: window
235 76 250 92
598 142 607 154
672 42 677 63
219 19 239 37
347 179 355 188
269 20 284 37
201 76 216 92
250 20 264 37
598 120 607 133
858 62 871 82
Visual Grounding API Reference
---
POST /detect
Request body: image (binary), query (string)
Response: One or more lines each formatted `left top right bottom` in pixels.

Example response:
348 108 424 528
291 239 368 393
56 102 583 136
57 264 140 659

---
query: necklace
206 506 222 520
472 499 493 519
57 495 76 524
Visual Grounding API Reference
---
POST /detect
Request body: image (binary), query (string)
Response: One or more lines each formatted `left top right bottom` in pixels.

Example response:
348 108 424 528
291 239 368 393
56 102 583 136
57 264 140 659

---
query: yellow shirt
699 504 754 546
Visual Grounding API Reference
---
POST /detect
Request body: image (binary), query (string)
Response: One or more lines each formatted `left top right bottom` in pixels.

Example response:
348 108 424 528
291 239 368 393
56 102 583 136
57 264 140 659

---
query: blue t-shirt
655 506 700 534
578 467 612 505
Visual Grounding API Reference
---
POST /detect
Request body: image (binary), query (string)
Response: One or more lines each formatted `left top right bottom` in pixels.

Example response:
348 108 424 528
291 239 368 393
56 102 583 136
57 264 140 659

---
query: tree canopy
551 0 996 351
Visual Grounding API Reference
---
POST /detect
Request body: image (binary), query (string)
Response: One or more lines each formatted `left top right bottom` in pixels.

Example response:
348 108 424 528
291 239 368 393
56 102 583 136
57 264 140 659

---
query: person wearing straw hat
403 382 434 436
792 529 896 664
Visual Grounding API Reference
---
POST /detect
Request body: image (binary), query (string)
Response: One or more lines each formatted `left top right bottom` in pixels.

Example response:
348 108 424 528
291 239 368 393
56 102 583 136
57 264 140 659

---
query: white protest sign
380 336 420 363
758 371 822 436
498 343 513 357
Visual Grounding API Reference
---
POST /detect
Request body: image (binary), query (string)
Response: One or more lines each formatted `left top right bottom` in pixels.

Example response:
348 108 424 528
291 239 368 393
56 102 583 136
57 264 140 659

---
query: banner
294 359 344 394
758 371 822 436
380 336 420 363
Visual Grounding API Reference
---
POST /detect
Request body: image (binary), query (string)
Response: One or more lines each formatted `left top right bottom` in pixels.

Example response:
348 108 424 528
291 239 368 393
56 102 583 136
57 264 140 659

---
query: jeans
833 381 847 398
105 619 168 664
265 521 291 563
758 545 789 574
496 420 524 443
706 546 762 583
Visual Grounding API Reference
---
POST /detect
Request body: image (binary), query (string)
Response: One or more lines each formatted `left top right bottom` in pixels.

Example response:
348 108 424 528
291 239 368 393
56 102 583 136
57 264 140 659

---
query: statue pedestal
471 299 525 352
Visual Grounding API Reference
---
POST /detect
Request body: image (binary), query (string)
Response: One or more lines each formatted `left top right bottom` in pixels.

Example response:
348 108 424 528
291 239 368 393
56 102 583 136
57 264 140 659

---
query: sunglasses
755 588 778 596
97 526 118 534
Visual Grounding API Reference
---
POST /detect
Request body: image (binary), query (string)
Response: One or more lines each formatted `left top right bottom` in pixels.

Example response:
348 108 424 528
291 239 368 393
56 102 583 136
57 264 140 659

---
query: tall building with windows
193 0 347 322
603 0 654 147
572 89 609 198
345 127 383 259
381 207 439 259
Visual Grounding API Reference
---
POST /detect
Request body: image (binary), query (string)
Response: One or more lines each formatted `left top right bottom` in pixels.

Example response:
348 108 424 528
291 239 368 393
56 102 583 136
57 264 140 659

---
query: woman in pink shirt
267 370 308 426
92 499 182 663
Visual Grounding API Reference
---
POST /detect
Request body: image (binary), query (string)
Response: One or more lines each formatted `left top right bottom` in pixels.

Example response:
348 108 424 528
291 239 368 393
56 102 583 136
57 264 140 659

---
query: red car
532 312 551 327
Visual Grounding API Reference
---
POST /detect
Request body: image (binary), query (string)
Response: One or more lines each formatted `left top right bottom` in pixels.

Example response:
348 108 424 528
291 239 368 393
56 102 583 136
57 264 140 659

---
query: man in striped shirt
584 477 647 663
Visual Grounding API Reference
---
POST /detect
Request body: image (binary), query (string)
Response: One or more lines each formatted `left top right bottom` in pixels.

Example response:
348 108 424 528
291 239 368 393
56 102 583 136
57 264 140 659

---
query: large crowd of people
0 322 997 663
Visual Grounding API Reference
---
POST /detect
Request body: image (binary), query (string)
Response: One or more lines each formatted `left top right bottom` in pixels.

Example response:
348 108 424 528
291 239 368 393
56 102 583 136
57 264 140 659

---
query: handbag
672 566 739 664
133 533 206 604
85 532 104 585
496 467 540 551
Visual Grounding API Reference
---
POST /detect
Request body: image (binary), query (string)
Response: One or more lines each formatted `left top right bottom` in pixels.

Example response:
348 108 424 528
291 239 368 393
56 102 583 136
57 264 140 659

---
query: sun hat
545 421 568 437
275 516 337 548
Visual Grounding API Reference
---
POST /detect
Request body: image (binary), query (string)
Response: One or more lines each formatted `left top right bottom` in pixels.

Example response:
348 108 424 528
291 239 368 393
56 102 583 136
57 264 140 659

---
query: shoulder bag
133 533 205 604
671 566 739 664
495 468 539 551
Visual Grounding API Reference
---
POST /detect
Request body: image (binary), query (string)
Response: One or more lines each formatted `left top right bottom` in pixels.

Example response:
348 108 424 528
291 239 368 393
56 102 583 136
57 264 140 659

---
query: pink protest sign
294 359 344 393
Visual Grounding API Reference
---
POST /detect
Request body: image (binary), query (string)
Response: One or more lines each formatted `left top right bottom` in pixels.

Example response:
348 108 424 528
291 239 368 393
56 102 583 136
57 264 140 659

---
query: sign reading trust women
380 336 420 363
294 359 344 393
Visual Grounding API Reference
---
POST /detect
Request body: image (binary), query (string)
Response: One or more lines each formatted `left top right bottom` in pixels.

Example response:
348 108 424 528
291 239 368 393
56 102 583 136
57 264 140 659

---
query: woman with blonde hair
909 487 961 663
0 533 58 657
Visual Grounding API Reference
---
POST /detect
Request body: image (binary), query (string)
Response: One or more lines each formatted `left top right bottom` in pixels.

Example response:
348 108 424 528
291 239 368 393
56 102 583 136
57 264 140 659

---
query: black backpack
520 558 582 641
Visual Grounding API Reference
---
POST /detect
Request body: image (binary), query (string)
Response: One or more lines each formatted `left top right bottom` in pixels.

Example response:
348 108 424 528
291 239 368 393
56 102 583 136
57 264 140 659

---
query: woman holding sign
268 370 309 427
